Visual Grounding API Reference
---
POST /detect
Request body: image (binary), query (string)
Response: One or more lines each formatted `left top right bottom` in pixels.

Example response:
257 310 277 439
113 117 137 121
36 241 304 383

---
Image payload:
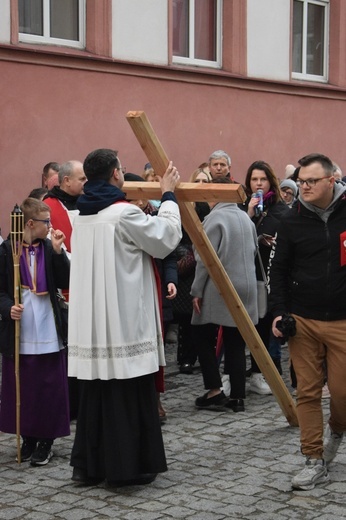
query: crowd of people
0 148 345 493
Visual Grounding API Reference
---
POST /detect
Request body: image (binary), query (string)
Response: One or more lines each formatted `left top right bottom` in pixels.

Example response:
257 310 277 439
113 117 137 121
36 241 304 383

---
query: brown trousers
289 314 346 459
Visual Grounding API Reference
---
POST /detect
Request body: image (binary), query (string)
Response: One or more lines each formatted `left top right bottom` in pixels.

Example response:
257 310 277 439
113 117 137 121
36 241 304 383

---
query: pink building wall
1 47 346 235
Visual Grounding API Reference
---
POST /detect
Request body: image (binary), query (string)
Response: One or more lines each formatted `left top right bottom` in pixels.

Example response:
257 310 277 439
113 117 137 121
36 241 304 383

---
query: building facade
1 0 346 234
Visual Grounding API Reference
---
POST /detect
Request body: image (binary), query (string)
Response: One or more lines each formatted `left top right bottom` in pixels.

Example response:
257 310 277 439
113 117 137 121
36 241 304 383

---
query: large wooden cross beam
125 111 298 427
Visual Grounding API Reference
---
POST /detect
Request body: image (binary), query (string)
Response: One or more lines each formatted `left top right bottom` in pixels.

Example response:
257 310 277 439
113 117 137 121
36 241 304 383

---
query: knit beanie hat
280 179 298 197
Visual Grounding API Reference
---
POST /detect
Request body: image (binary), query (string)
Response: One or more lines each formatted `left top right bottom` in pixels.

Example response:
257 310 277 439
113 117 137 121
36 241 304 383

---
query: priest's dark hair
83 148 120 181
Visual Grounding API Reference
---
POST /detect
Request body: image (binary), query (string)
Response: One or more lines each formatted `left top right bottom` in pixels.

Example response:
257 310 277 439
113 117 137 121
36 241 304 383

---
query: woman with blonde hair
189 163 212 183
173 164 211 373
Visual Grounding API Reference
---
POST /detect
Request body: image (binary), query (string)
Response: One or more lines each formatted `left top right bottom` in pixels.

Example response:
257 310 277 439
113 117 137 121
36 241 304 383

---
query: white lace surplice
20 248 61 355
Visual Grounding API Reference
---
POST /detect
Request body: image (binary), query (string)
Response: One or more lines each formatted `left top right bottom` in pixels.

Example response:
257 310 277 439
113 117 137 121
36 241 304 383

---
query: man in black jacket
269 153 346 491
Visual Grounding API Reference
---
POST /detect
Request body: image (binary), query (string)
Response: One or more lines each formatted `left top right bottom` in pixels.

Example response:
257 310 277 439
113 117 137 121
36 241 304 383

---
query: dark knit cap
124 173 144 182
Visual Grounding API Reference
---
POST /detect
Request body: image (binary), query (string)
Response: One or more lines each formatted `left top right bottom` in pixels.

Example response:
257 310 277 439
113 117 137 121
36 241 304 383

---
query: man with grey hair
208 150 231 179
44 160 86 420
44 161 86 255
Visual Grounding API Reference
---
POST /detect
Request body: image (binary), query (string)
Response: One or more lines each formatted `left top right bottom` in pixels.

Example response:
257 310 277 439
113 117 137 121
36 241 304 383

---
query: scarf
77 180 126 215
45 186 80 210
263 190 275 206
20 241 48 295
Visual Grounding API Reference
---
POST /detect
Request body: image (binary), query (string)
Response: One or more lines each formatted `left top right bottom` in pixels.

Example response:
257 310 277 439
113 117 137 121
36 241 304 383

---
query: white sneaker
324 423 344 465
249 373 272 395
221 374 231 397
292 457 329 490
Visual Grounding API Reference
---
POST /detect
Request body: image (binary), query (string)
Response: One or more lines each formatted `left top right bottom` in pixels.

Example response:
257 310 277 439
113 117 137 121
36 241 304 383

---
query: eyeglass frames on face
296 176 331 188
32 218 51 226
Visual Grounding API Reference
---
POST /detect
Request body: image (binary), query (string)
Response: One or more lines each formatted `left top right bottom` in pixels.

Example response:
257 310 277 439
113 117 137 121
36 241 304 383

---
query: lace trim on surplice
68 337 162 360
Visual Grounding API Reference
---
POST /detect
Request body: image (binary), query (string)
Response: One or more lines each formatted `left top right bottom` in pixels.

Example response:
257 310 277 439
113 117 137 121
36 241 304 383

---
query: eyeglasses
281 190 294 197
296 176 331 188
32 218 51 226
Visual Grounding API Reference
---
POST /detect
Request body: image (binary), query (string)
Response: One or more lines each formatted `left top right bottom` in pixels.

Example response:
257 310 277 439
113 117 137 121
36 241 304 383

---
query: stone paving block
56 508 98 520
25 513 57 520
316 515 346 520
0 507 27 519
188 513 227 520
123 511 169 520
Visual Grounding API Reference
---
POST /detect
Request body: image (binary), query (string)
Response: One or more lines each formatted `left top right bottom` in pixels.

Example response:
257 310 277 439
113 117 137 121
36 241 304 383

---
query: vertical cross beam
126 110 298 427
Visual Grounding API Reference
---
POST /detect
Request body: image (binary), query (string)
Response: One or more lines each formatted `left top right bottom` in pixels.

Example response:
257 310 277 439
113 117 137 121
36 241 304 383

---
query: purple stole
20 241 48 295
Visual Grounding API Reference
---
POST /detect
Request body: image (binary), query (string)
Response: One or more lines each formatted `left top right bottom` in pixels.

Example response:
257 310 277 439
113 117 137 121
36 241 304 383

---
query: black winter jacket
268 194 346 321
241 198 290 281
0 239 70 357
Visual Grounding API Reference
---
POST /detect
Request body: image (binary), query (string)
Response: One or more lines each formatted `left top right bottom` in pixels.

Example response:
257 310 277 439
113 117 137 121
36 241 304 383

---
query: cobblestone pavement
0 343 345 519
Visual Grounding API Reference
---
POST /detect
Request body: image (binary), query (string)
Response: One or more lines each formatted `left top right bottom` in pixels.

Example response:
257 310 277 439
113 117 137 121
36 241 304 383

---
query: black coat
241 198 290 280
0 239 70 357
268 195 346 321
172 202 210 317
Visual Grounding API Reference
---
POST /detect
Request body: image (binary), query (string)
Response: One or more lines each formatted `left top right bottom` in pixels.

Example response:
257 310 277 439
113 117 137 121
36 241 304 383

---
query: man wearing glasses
269 153 346 491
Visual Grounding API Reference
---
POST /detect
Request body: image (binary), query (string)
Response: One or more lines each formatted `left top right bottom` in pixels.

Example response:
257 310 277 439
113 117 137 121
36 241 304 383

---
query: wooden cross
125 111 298 427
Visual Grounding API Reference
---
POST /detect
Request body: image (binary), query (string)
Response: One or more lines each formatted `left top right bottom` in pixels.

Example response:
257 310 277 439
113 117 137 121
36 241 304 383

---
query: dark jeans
193 324 246 399
250 313 277 372
176 314 198 365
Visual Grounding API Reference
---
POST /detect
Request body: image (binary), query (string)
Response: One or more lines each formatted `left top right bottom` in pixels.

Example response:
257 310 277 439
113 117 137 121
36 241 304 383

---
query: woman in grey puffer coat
191 188 258 412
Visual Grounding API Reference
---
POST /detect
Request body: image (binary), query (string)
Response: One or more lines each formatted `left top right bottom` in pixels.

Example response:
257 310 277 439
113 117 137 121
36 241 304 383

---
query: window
292 0 329 82
173 0 222 68
18 0 85 49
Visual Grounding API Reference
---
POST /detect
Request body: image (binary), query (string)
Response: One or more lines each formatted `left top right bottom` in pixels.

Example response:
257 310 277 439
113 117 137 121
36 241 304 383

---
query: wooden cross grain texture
125 110 298 427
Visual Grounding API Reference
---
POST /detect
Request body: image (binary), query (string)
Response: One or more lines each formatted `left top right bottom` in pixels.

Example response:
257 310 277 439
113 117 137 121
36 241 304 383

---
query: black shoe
179 363 193 374
71 467 103 486
195 391 228 410
108 473 157 487
30 441 53 466
16 437 37 462
226 398 245 412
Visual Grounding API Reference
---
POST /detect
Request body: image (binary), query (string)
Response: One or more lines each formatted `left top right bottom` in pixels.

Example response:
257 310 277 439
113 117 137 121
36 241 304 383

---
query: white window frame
292 0 329 83
19 0 85 49
173 0 222 69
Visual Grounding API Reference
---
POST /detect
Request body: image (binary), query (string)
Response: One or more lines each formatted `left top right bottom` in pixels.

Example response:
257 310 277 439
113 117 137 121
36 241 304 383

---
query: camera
276 313 296 344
